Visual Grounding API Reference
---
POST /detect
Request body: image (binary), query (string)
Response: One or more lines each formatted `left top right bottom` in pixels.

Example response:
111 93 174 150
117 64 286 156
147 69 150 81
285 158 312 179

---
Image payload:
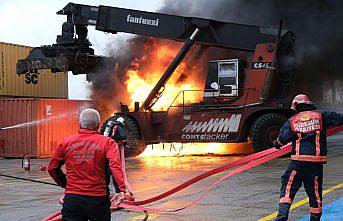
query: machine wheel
250 113 287 152
100 115 146 157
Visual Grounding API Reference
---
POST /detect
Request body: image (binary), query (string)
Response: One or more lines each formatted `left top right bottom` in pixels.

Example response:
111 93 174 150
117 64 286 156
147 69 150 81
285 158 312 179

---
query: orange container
0 98 93 158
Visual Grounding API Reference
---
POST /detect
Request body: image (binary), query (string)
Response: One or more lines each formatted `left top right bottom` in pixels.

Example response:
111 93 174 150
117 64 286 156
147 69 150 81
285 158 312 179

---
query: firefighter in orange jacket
273 94 343 221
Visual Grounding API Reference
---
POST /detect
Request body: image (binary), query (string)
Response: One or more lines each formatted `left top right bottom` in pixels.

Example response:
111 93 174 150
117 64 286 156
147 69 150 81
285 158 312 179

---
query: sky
0 0 164 99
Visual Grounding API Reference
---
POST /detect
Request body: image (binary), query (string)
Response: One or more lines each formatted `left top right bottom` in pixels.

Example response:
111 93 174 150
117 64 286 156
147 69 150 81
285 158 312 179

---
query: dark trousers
275 161 323 221
106 167 121 194
62 194 111 221
110 144 123 193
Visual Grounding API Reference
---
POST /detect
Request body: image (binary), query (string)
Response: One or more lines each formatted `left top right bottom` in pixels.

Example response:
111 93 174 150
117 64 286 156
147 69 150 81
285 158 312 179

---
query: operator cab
204 59 243 102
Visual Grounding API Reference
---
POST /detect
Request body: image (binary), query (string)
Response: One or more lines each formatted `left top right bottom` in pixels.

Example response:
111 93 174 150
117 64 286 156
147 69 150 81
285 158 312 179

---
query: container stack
0 42 92 158
0 42 68 98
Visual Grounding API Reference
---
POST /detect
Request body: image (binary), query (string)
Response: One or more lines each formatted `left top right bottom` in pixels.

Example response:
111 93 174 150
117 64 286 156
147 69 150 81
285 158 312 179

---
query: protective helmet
291 94 314 110
116 117 125 125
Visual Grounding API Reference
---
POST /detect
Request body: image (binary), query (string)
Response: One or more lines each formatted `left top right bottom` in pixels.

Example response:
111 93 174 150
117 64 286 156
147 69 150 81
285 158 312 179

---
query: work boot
274 203 291 221
274 214 288 221
310 213 321 221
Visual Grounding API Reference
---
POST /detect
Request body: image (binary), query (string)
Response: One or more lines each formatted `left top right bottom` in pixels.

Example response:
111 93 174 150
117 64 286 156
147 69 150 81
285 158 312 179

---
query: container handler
17 3 296 157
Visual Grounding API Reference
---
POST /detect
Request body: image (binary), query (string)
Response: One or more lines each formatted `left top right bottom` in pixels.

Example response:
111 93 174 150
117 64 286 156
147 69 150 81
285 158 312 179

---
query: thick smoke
89 38 149 118
91 0 343 119
90 37 238 118
159 0 343 103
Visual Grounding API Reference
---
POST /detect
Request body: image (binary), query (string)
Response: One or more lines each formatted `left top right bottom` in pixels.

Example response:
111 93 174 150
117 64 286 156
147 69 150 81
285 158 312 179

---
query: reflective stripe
279 196 292 204
284 170 297 202
291 155 327 163
315 130 320 156
314 176 322 210
276 138 284 146
295 133 301 155
309 206 322 214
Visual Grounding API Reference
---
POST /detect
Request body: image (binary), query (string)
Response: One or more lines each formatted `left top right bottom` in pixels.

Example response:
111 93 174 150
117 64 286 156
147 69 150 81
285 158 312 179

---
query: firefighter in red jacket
48 108 126 221
273 94 343 221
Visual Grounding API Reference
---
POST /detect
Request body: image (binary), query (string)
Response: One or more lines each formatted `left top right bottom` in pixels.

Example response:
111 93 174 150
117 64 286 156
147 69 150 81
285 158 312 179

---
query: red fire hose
42 125 343 220
120 144 134 197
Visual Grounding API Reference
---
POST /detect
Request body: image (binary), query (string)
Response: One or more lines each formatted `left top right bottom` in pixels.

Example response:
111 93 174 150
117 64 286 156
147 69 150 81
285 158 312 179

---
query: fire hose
120 144 134 198
0 173 58 186
42 125 343 220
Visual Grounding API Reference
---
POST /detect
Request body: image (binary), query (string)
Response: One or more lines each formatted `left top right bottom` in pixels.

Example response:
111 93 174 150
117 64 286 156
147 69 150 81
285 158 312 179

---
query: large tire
100 115 146 157
250 113 287 152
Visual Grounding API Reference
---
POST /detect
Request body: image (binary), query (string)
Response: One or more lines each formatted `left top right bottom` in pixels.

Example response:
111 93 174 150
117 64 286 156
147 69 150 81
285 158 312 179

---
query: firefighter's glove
273 140 282 149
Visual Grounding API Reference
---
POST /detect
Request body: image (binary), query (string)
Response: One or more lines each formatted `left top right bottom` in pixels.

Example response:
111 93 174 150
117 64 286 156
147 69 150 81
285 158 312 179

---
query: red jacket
48 129 125 196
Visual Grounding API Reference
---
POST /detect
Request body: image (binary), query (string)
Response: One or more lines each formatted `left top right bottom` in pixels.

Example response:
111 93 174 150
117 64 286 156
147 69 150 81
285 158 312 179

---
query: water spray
0 110 82 131
0 120 44 130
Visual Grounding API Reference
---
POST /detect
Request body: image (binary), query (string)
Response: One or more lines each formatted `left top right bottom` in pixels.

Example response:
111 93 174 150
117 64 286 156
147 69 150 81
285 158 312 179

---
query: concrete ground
1 133 342 221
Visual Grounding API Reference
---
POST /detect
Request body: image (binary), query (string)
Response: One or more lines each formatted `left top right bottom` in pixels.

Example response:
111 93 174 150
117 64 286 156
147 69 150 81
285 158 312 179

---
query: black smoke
159 0 343 104
90 37 155 118
91 0 343 118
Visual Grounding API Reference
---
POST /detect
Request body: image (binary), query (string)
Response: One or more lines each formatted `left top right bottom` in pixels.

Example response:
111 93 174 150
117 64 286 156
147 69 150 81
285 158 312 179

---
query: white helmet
116 117 125 125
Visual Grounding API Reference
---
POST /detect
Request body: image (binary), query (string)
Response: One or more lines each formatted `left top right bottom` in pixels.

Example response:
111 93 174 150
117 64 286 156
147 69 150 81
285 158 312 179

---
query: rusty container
0 41 68 98
0 98 93 158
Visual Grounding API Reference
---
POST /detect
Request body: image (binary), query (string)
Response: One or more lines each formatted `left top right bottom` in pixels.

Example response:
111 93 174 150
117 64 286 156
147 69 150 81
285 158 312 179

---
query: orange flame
123 38 252 156
139 142 254 157
125 39 204 111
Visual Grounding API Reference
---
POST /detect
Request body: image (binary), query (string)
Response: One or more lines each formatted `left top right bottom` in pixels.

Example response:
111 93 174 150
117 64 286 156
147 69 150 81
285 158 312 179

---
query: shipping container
0 98 93 158
0 41 68 98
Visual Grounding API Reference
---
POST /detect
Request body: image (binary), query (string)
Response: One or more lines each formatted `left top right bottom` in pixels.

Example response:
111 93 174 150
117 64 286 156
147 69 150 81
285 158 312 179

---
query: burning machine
17 3 296 156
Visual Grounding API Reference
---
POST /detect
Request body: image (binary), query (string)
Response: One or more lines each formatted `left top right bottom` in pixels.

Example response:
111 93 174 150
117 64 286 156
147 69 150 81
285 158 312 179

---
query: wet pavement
1 133 343 221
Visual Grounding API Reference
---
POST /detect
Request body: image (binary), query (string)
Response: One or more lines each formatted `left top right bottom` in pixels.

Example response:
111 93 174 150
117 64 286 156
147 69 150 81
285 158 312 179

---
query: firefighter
111 117 127 144
110 117 128 194
48 108 126 221
273 94 343 221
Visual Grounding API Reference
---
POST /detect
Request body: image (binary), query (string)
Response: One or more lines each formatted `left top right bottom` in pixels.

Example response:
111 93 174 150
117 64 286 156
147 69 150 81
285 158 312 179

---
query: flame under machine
17 3 296 157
